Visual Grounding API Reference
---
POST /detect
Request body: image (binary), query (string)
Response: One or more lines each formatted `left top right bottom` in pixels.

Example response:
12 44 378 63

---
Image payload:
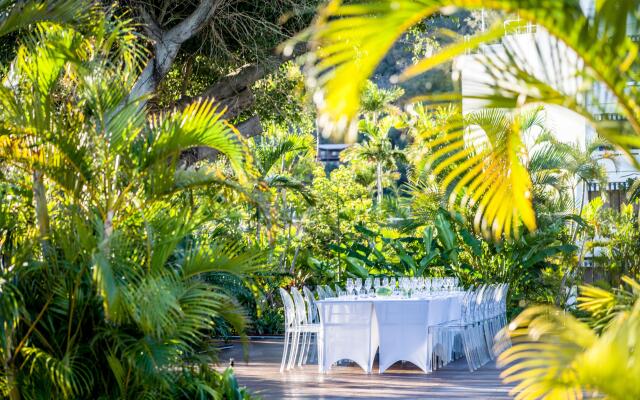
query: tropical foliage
300 0 640 240
497 277 640 400
4 0 640 398
0 7 260 400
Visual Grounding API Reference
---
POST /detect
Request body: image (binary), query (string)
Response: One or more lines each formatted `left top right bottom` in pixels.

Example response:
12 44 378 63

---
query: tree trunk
132 0 217 102
131 37 181 101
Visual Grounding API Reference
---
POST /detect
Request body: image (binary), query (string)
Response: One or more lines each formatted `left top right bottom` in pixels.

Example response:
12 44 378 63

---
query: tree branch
236 115 263 138
137 5 162 42
166 0 218 45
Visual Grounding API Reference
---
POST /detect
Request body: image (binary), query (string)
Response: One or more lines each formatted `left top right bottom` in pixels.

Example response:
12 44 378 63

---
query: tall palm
248 128 315 244
535 133 613 217
300 0 640 239
341 80 405 205
341 116 406 205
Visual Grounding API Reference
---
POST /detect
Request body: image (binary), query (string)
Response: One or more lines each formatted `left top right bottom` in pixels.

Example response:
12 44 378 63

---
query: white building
453 4 640 212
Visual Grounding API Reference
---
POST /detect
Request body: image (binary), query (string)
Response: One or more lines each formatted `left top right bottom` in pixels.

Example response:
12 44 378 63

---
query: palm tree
535 133 613 217
0 13 259 399
341 117 406 205
299 0 640 239
248 127 315 246
341 81 405 205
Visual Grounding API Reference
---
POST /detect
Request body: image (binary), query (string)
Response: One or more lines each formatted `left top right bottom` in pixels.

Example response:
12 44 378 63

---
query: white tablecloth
316 293 464 374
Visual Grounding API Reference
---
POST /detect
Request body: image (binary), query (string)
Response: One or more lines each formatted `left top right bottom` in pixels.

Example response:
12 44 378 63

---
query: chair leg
297 332 308 367
280 331 291 373
288 331 299 370
303 332 314 364
461 328 475 372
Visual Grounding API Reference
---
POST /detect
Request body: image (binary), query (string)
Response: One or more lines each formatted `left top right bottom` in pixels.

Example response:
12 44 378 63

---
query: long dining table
315 292 465 374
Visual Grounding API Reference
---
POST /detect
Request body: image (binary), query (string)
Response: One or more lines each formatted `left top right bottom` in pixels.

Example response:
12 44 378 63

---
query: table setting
315 277 466 374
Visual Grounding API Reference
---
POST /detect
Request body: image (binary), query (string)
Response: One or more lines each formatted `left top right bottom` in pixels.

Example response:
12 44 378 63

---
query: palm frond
21 346 94 398
0 0 90 37
181 240 266 279
498 299 640 400
420 108 537 239
144 99 254 183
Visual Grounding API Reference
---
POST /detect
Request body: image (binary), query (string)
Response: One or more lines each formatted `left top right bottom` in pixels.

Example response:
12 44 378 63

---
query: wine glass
425 278 432 294
453 277 459 291
390 277 397 294
355 278 363 297
411 278 418 295
382 276 389 289
373 277 380 293
346 278 354 298
401 278 411 298
364 277 372 296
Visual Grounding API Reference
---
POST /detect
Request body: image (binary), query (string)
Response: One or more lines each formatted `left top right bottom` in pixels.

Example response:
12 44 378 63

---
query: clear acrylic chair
278 287 297 372
316 285 327 300
290 287 320 368
323 284 335 298
430 286 491 371
302 286 319 364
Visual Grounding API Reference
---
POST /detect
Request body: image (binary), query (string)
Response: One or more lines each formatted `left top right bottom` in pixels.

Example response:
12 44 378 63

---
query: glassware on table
382 276 389 289
364 277 372 296
390 277 397 294
338 290 347 298
433 278 441 293
425 278 432 294
400 278 406 297
346 278 354 298
355 278 363 297
417 277 425 296
411 278 418 295
373 277 380 295
453 277 459 291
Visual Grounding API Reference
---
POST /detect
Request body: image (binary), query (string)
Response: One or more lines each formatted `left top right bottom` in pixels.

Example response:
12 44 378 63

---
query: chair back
324 284 335 298
303 286 319 323
291 287 308 325
279 288 296 329
316 285 327 300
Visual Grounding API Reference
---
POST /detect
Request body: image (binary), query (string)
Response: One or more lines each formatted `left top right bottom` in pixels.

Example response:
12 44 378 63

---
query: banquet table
315 293 465 374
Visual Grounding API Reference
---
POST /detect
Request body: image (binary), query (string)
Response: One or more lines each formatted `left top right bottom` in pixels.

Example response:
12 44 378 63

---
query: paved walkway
217 338 514 400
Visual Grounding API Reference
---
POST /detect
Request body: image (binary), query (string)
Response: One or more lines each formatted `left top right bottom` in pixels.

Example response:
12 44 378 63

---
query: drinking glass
346 278 354 298
401 278 411 297
453 277 459 291
390 277 397 294
364 277 372 296
382 276 389 288
411 278 418 295
373 277 380 292
355 278 363 297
